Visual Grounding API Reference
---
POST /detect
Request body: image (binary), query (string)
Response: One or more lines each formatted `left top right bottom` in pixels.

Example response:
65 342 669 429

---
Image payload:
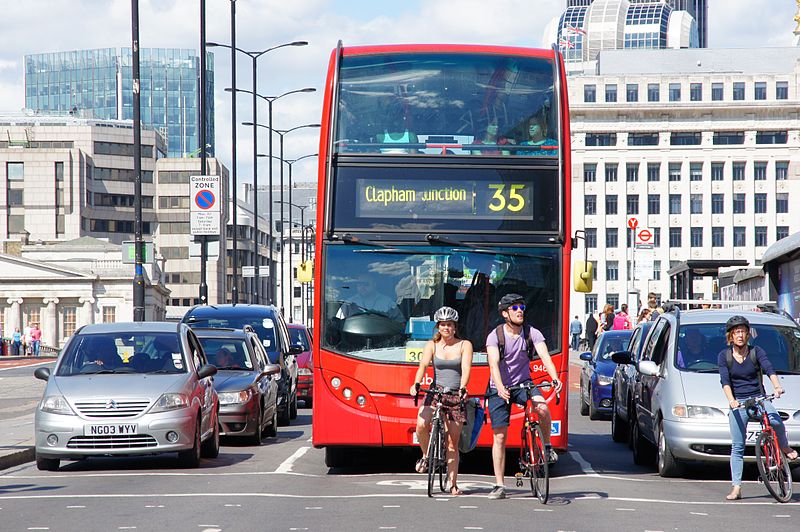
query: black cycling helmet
725 315 750 333
498 293 525 312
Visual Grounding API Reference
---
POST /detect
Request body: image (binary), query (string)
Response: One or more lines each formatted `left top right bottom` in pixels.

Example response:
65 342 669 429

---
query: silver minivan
626 308 800 477
34 322 219 471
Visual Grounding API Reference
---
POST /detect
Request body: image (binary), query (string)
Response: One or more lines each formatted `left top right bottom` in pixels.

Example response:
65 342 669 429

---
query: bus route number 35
488 184 526 213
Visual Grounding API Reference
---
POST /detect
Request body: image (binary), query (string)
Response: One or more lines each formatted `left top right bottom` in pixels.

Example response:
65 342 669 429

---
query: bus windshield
322 244 561 363
335 52 557 156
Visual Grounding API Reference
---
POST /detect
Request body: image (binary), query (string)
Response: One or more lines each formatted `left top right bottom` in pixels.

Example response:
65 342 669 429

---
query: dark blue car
579 329 633 420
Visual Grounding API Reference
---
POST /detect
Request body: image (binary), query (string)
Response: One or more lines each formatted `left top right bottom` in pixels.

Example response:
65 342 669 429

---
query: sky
0 0 797 185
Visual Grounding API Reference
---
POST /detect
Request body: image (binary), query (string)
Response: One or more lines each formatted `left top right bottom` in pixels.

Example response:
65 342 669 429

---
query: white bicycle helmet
434 306 459 323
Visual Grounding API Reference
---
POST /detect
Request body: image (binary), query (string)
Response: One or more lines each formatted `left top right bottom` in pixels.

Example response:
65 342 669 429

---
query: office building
24 48 214 158
568 47 800 318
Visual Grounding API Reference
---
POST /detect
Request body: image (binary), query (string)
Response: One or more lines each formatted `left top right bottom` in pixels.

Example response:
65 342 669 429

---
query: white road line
66 505 85 508
460 505 478 509
223 504 241 507
690 512 708 516
774 515 791 518
378 528 397 530
533 509 553 512
144 505 165 508
27 528 49 531
382 505 401 508
568 450 596 474
289 528 309 531
305 506 322 510
275 446 310 473
464 527 483 530
616 508 636 511
118 527 137 530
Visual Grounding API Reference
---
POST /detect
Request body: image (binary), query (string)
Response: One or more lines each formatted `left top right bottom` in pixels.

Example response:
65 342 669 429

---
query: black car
182 305 301 426
195 327 282 444
610 321 654 444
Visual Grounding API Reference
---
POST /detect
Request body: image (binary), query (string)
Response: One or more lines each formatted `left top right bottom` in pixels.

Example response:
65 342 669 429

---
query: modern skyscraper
24 48 214 158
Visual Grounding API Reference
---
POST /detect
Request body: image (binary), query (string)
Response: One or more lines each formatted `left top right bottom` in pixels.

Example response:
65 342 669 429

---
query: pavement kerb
0 447 35 471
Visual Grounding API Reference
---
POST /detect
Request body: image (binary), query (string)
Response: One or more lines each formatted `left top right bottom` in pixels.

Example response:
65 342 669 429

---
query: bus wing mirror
573 260 593 293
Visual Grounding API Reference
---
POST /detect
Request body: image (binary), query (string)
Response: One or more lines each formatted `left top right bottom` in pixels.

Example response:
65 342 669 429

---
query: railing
0 338 59 357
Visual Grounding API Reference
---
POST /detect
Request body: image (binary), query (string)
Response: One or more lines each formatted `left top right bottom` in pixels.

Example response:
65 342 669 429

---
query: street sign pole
626 218 638 314
199 0 208 305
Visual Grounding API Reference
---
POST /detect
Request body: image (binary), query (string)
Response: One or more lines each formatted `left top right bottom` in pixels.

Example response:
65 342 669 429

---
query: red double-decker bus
312 43 577 467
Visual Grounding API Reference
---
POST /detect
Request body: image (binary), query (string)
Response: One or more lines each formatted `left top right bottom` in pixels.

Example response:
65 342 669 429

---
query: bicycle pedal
515 473 524 487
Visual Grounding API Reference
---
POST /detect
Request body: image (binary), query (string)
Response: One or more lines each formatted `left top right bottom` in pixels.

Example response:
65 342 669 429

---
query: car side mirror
579 352 592 362
611 351 632 365
197 363 218 379
638 360 659 377
289 345 303 355
34 367 51 381
263 363 281 376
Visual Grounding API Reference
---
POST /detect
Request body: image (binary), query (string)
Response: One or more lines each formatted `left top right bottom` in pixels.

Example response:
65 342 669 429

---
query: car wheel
579 383 589 416
201 416 220 459
265 407 278 438
588 386 602 420
36 456 60 471
178 415 202 468
611 401 628 443
249 405 264 446
657 421 684 477
632 419 655 467
290 389 298 420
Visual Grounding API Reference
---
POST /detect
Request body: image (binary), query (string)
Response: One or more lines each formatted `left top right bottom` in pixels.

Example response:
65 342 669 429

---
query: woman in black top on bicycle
410 306 473 496
719 315 797 501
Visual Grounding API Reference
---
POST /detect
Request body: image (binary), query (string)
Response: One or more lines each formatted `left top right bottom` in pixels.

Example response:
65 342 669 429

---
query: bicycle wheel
529 424 549 504
755 431 793 503
427 418 441 498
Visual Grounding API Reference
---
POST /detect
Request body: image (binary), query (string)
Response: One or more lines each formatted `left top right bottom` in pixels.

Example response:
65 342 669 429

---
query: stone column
6 298 23 336
42 298 59 348
79 297 95 327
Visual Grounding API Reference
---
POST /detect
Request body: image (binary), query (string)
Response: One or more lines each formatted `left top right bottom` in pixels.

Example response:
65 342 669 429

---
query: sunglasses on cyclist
508 304 526 311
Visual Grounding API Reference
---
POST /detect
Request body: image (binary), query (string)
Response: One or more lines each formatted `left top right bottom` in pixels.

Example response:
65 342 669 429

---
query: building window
586 228 597 248
711 162 724 181
690 194 703 214
776 193 789 213
652 227 661 247
584 84 596 102
690 82 702 101
669 227 682 247
755 226 768 247
8 215 25 233
669 83 681 102
733 193 746 214
669 194 681 214
648 194 660 215
777 226 789 240
586 133 617 146
733 82 745 100
712 227 724 247
647 162 660 181
628 132 659 146
733 227 746 247
712 194 724 214
585 294 598 315
7 189 24 206
668 162 681 181
754 162 767 181
55 161 64 181
607 294 619 309
776 161 789 181
626 163 639 182
605 84 617 102
690 162 703 181
585 195 597 215
714 132 745 145
605 163 618 182
584 163 597 182
653 260 661 281
626 83 638 102
102 306 116 323
776 81 788 100
755 131 787 144
605 195 618 215
732 162 745 181
606 261 619 281
63 307 77 338
671 132 701 146
647 83 660 102
626 195 639 215
754 193 767 214
7 162 23 181
711 82 723 101
690 227 703 247
606 228 618 248
754 82 767 100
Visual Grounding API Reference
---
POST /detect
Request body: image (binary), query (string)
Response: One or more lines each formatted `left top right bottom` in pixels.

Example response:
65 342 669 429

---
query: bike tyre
439 422 447 493
530 424 549 504
755 431 793 503
427 418 441 498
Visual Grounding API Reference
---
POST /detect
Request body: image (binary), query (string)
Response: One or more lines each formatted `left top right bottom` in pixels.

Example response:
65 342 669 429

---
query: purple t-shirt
487 325 546 388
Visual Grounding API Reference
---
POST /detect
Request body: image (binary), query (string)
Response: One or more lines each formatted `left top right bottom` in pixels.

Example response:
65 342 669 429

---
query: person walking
485 294 562 500
11 327 22 355
719 315 797 501
22 322 32 356
599 304 614 334
569 315 582 351
30 323 42 356
585 313 598 351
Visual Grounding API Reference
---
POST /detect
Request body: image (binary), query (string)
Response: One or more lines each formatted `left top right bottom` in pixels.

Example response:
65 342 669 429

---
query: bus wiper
425 234 474 248
451 248 541 258
341 233 386 248
353 248 450 255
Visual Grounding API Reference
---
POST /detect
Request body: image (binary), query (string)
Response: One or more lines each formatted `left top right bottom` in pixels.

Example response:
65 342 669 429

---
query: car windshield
198 338 253 370
676 323 800 373
322 244 561 364
185 314 278 360
288 328 310 351
594 333 632 361
56 332 186 376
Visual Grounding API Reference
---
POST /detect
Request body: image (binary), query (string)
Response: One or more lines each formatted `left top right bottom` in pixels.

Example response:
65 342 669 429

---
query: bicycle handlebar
741 394 777 409
413 383 464 407
506 380 561 406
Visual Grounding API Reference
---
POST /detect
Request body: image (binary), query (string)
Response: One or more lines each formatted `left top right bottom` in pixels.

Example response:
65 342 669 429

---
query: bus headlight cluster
342 388 352 399
331 377 341 389
356 395 366 406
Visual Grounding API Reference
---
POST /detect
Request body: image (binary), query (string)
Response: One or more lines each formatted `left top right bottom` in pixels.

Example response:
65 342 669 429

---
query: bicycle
741 394 794 503
507 381 560 504
414 384 464 498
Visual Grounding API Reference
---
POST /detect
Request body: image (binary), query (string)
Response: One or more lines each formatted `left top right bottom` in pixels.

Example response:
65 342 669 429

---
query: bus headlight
331 377 341 389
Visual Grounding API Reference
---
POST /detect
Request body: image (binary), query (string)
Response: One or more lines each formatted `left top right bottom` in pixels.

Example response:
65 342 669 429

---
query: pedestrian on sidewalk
22 322 32 356
30 323 42 356
585 313 598 351
569 315 582 351
11 327 22 355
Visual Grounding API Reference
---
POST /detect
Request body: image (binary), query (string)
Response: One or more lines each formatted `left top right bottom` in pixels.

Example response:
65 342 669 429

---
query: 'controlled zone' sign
190 175 221 236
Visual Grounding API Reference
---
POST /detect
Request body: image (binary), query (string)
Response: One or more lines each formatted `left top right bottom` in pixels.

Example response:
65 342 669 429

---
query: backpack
495 323 537 361
459 398 485 453
725 346 764 394
613 313 630 330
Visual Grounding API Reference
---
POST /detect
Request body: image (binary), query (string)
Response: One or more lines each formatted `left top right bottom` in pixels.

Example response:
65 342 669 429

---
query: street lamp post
208 40 307 304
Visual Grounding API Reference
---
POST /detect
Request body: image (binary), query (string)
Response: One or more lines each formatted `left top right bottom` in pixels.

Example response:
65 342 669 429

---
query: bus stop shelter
667 260 749 302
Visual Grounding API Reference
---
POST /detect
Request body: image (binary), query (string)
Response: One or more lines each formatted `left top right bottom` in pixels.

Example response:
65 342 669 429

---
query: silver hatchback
34 322 219 471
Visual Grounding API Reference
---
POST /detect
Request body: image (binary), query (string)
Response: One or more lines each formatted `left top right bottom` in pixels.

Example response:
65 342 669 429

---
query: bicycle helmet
725 315 750 333
498 293 525 312
434 306 459 323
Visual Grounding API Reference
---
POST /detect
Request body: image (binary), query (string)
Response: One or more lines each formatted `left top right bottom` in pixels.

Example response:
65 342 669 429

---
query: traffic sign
638 228 652 242
627 217 638 230
190 175 221 236
242 265 255 278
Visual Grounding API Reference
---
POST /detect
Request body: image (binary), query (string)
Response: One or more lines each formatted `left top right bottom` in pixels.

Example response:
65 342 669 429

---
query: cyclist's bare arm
534 341 562 393
487 345 509 400
410 340 436 397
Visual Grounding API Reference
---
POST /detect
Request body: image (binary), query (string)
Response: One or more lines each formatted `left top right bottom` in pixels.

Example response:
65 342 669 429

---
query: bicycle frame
741 394 793 503
415 385 463 498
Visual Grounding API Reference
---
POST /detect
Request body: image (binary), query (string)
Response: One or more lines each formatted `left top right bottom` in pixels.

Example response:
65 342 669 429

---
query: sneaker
488 485 506 500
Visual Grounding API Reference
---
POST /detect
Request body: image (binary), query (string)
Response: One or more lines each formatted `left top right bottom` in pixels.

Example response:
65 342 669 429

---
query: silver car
34 322 219 471
629 308 800 477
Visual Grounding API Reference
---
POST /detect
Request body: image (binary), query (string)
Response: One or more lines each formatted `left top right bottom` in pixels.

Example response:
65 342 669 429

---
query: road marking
774 515 791 518
690 512 708 516
305 506 322 510
27 528 49 531
533 509 553 512
464 528 483 530
144 505 165 508
66 505 85 508
275 446 310 473
223 504 241 507
0 360 51 372
382 505 401 508
568 450 596 474
616 508 636 511
460 505 478 509
289 529 309 531
378 528 397 530
118 527 137 530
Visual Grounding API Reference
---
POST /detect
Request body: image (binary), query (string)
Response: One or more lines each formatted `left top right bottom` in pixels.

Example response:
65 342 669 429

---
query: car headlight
672 404 726 419
150 393 189 413
40 395 76 416
597 375 614 386
218 389 253 405
298 368 313 376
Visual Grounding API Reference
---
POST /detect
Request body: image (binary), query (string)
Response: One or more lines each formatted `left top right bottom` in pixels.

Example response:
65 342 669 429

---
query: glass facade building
25 48 214 158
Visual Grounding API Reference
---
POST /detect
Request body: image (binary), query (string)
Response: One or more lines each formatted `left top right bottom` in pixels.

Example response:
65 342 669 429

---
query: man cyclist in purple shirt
485 294 563 500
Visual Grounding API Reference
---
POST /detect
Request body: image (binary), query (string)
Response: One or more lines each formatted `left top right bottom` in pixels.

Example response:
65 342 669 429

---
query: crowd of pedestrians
6 322 42 356
572 292 667 351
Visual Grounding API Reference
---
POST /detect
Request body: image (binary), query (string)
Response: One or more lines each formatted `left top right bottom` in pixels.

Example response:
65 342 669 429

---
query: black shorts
486 381 544 429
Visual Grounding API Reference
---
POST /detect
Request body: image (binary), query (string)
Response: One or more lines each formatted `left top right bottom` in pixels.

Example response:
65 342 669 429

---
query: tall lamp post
208 40 307 304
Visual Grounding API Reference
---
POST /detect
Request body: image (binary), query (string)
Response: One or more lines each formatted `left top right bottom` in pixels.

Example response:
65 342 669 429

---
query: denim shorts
486 381 544 429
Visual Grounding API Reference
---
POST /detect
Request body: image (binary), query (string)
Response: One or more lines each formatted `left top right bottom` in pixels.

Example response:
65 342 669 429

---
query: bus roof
340 44 556 59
